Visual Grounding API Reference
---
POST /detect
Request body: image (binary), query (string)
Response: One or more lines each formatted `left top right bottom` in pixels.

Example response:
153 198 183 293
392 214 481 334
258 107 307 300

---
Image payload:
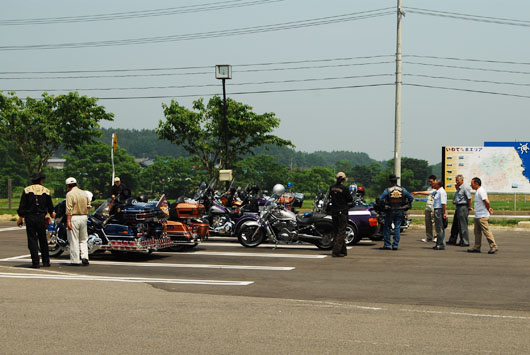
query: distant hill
99 128 381 168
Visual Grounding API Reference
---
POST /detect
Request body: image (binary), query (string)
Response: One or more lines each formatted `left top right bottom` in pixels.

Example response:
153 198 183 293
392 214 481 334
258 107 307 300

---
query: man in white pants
65 177 90 266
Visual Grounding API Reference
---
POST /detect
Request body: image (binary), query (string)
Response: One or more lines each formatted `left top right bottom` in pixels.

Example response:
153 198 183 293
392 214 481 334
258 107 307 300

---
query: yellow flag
112 133 118 152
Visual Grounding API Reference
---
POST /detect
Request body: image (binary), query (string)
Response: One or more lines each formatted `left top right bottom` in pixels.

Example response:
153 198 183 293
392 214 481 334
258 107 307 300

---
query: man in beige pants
468 177 498 254
65 177 91 265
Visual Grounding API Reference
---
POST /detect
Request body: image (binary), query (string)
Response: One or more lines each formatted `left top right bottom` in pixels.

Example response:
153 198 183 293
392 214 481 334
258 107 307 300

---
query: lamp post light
215 65 232 170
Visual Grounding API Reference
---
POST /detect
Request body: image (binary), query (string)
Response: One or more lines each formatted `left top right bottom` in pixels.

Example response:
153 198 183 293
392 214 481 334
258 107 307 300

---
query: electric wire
404 61 530 75
1 73 394 92
0 61 395 80
406 74 530 87
405 54 530 66
0 0 286 26
0 9 394 51
406 83 530 99
0 55 394 75
406 7 530 27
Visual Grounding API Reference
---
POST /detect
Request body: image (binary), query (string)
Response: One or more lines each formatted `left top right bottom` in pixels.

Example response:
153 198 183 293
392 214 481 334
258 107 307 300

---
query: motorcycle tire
169 243 198 252
314 230 334 250
345 223 362 245
47 232 64 257
237 225 265 248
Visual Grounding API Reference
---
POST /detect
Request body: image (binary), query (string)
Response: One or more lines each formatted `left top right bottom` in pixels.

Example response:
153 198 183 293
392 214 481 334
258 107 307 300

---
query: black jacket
329 182 353 214
17 184 54 217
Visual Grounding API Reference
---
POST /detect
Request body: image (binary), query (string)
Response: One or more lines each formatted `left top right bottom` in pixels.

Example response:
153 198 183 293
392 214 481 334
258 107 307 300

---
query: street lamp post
215 65 232 170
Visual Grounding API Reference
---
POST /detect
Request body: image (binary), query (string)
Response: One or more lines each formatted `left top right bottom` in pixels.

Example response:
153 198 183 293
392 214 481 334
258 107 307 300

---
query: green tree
232 154 289 191
287 167 335 196
0 137 27 197
0 91 113 174
156 96 293 179
61 142 139 198
138 156 207 200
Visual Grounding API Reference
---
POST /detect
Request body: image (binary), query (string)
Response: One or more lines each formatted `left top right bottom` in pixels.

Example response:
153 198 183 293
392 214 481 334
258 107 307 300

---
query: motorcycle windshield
93 200 110 219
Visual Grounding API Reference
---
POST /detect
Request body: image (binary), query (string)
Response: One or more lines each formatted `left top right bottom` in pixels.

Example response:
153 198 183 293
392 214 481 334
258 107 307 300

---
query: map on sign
443 145 530 193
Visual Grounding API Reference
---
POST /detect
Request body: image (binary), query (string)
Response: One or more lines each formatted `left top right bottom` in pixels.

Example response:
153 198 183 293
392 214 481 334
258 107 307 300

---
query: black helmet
136 194 148 203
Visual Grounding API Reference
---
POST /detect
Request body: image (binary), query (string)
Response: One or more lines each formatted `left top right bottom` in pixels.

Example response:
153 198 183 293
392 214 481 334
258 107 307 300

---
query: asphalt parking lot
1 223 529 354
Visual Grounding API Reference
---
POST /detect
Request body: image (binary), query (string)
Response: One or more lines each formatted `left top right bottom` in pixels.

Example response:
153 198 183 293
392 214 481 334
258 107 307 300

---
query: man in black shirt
17 172 56 268
329 172 353 257
111 176 130 201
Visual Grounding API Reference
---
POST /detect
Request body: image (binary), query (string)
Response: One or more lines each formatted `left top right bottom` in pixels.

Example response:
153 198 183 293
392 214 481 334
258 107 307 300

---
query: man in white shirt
430 179 447 250
468 177 498 254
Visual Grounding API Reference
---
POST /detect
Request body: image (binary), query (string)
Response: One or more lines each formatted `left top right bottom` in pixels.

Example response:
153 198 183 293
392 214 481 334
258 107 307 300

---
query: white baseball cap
114 177 120 182
65 177 77 185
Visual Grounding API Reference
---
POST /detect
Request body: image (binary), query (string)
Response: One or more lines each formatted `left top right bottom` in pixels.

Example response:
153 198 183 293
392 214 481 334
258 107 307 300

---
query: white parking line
203 242 352 250
1 258 295 271
167 251 327 259
0 227 25 232
0 272 253 286
0 254 31 261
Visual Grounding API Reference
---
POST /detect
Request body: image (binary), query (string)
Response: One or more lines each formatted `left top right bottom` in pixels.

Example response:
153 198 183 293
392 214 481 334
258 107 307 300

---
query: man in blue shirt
378 174 414 250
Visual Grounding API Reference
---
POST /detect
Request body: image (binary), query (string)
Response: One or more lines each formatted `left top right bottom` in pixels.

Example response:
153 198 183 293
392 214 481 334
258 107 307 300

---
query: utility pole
394 0 404 182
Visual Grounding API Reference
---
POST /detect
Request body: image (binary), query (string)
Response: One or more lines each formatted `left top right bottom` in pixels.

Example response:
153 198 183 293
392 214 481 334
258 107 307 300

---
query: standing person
412 175 437 243
468 177 499 254
65 177 91 266
431 179 448 250
17 172 56 268
378 174 414 250
448 175 472 246
329 172 353 257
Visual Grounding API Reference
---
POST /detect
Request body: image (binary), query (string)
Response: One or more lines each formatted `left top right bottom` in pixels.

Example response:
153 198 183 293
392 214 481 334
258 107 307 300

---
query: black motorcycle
236 197 334 249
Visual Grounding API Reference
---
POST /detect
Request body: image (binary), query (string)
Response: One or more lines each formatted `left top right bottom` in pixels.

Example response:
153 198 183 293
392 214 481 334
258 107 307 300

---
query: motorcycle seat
297 212 327 225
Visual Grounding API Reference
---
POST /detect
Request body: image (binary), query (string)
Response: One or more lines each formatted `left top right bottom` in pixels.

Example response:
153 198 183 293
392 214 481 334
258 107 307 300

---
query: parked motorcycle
236 196 334 249
47 196 172 257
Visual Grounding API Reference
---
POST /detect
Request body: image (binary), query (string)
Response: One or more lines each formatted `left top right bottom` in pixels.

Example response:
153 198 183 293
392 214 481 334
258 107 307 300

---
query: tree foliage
0 92 113 174
156 96 293 179
61 142 140 198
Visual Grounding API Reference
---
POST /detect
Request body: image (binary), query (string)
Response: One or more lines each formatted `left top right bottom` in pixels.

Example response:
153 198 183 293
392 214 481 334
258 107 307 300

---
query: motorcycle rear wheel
315 230 334 250
237 225 265 247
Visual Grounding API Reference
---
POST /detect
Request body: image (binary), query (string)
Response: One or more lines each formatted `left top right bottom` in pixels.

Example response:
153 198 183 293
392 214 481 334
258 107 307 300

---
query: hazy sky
2 0 529 164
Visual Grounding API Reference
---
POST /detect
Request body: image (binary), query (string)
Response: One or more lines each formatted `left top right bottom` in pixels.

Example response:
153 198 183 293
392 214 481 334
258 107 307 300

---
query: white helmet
272 184 285 196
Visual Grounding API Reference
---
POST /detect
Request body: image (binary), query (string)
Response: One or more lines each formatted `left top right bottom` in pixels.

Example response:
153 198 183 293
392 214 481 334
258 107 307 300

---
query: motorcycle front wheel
237 225 265 247
47 232 64 257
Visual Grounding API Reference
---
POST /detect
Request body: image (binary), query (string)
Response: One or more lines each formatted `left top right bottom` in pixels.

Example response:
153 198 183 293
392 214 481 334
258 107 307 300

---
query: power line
0 0 285 26
406 74 530 87
0 9 394 51
405 54 530 66
1 73 394 92
406 7 530 27
404 61 530 75
406 83 530 99
23 83 392 101
0 61 395 80
0 55 394 75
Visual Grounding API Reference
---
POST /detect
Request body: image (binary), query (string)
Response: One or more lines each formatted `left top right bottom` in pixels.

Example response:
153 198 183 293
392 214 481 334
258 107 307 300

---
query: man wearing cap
378 174 414 250
65 177 91 266
328 172 353 257
17 172 56 268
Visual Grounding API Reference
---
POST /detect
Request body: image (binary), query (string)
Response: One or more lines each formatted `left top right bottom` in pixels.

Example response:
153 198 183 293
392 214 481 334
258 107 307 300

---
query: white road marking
290 299 530 320
0 254 31 261
166 251 327 258
0 272 253 286
203 242 352 250
1 258 295 271
0 227 26 232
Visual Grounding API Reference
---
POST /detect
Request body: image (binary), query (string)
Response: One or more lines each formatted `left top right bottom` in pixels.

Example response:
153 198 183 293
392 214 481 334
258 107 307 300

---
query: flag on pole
112 133 118 152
